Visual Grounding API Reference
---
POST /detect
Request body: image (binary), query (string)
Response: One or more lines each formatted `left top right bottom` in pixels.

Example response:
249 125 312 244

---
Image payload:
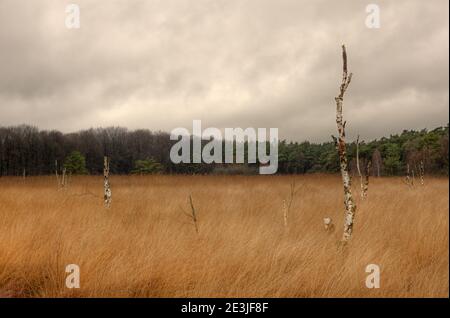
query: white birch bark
61 167 66 188
333 45 356 242
363 160 371 197
104 156 112 208
405 163 413 187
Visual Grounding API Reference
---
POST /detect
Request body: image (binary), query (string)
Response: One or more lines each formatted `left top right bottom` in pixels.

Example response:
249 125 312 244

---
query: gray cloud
0 0 448 142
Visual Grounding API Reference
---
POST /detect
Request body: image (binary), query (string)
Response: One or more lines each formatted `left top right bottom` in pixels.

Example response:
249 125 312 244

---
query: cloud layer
0 0 448 141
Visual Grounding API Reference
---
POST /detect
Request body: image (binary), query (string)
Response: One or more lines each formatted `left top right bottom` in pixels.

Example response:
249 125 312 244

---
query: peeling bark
104 156 112 208
333 45 356 242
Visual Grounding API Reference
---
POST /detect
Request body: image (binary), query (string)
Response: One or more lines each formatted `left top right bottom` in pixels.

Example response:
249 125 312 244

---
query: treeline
0 124 448 176
279 125 448 176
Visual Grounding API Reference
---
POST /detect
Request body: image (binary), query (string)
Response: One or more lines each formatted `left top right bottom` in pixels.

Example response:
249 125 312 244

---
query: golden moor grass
0 175 448 298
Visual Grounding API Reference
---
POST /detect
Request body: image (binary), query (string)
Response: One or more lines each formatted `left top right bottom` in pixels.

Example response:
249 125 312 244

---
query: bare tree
104 156 112 208
419 160 425 185
363 160 371 197
61 167 67 188
404 163 414 187
332 45 356 242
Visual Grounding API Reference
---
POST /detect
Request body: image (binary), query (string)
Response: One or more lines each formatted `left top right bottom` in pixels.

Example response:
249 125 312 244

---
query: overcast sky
0 0 448 142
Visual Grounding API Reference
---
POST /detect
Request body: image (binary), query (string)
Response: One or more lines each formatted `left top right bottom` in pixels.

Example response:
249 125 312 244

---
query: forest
0 124 448 176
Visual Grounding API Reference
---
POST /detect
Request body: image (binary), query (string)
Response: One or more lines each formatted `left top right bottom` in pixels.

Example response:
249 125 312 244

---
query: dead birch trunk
104 156 112 208
405 164 414 187
363 160 371 197
61 168 67 188
332 45 356 242
419 161 425 185
406 164 411 185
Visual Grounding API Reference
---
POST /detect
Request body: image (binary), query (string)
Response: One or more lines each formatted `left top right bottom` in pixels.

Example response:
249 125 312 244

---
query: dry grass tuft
0 175 448 297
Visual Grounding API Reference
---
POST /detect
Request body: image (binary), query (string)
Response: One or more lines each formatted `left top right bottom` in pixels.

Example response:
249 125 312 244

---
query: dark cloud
0 0 448 141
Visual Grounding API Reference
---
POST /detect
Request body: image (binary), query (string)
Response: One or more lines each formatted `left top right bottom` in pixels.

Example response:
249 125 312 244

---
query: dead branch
363 160 371 197
188 194 199 234
283 179 298 227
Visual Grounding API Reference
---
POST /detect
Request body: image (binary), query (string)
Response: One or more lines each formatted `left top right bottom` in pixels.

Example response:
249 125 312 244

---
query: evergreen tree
64 151 88 174
131 158 163 174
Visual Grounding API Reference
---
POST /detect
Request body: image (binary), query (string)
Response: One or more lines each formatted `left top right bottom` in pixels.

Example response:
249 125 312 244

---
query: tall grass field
0 175 448 297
